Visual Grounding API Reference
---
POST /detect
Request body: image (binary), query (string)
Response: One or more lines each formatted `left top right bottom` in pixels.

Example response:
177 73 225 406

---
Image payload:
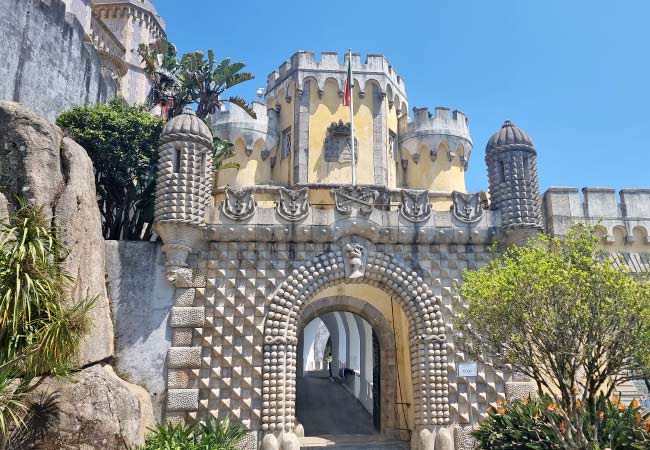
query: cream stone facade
64 0 166 104
150 53 650 450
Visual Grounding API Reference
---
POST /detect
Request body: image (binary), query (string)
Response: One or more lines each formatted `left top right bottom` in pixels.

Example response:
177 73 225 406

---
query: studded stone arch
261 248 450 434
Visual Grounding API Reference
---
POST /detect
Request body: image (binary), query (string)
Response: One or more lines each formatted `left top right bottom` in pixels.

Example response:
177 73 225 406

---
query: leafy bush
137 418 247 450
474 395 650 450
57 98 163 241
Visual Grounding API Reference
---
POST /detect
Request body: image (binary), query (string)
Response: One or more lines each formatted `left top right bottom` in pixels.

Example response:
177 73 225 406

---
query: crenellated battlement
208 102 278 158
544 187 650 246
398 106 473 169
93 0 166 32
265 51 408 107
400 106 470 137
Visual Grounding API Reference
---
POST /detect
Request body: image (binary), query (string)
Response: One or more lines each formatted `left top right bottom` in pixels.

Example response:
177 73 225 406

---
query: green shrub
473 395 650 450
137 418 247 450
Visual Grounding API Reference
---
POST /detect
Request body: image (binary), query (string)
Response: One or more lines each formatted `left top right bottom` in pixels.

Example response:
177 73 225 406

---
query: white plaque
458 361 478 377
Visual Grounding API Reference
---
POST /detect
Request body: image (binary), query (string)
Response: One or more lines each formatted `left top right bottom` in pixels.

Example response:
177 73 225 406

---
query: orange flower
533 413 540 420
559 421 567 432
576 400 582 408
618 402 626 411
599 411 605 420
631 400 640 408
497 399 503 406
524 398 530 405
635 412 643 423
497 408 505 415
548 403 558 411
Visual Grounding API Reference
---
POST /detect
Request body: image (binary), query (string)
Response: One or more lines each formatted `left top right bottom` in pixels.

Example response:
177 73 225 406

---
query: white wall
302 318 330 374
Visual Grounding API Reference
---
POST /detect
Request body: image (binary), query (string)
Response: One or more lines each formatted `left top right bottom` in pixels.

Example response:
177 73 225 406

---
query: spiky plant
0 201 94 449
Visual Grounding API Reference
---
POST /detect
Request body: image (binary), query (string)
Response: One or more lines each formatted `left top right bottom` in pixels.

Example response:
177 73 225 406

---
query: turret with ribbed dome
486 120 542 231
154 109 214 225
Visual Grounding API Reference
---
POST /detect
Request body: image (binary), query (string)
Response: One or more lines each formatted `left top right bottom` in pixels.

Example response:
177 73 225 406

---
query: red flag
343 58 352 106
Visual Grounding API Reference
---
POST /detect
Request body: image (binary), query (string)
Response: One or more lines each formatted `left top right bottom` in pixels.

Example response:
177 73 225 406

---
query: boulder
19 364 154 450
0 101 113 365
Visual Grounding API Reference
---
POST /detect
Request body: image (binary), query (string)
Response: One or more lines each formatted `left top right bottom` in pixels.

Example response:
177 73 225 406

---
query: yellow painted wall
308 80 376 185
405 143 467 192
274 84 295 184
313 284 415 436
214 138 271 187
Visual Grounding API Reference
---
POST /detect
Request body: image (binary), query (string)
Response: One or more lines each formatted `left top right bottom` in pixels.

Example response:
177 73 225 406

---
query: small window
173 147 182 174
497 160 505 183
281 127 292 160
389 131 398 162
523 157 530 179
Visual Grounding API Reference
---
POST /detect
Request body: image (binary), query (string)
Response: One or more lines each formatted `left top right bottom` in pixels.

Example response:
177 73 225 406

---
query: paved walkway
296 375 377 436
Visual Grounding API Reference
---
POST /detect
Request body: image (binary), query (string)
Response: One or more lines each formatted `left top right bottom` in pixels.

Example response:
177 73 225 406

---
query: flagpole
349 48 356 186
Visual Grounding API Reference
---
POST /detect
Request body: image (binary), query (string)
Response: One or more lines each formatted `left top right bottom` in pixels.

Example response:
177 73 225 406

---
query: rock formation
19 365 154 449
0 101 154 450
0 100 112 365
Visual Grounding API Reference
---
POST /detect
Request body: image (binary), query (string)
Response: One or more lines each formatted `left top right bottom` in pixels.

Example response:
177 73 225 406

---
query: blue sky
154 0 649 193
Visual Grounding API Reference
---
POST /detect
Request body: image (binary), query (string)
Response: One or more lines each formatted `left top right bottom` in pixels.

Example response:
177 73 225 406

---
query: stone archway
261 246 450 442
297 296 399 437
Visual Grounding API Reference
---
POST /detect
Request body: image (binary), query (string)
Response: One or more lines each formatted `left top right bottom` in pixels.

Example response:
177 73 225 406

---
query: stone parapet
87 12 127 77
266 51 408 108
202 185 497 245
543 187 650 246
398 107 473 169
92 0 166 33
208 102 278 158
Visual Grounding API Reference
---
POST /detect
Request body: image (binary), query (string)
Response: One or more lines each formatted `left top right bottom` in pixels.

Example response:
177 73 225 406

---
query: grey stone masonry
544 187 650 243
154 109 214 225
486 121 542 230
0 0 117 121
293 80 311 183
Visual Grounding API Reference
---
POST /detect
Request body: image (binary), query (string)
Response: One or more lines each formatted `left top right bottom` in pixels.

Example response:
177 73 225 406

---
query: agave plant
0 201 94 449
136 418 247 450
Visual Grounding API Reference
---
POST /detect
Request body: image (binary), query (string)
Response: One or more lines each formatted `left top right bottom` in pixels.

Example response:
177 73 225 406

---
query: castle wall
105 241 174 420
544 187 650 251
0 0 117 121
93 1 166 104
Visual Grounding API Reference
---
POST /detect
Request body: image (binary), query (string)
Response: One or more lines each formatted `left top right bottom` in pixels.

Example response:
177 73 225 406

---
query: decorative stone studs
331 186 378 215
222 186 256 221
276 187 310 221
399 190 432 223
343 243 367 279
451 191 487 224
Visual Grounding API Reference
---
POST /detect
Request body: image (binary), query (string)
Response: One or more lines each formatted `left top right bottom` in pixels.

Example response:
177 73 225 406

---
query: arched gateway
261 247 449 439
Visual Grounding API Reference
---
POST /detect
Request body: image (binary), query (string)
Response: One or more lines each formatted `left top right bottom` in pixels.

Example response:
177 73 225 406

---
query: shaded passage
297 376 377 436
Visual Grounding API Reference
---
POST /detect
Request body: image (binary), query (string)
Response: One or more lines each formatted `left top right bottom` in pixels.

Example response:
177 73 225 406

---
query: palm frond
228 96 257 119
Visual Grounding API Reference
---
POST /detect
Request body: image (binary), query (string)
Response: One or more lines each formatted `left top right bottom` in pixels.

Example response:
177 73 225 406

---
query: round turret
154 109 214 225
486 120 541 229
398 107 473 192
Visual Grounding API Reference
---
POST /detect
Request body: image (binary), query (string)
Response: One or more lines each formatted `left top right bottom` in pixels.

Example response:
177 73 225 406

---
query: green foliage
136 418 247 450
458 225 650 413
212 136 239 170
474 395 650 450
0 201 93 447
139 40 256 120
57 98 163 240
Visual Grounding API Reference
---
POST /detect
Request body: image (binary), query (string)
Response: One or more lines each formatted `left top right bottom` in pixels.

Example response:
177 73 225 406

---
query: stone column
372 86 388 185
293 80 310 184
